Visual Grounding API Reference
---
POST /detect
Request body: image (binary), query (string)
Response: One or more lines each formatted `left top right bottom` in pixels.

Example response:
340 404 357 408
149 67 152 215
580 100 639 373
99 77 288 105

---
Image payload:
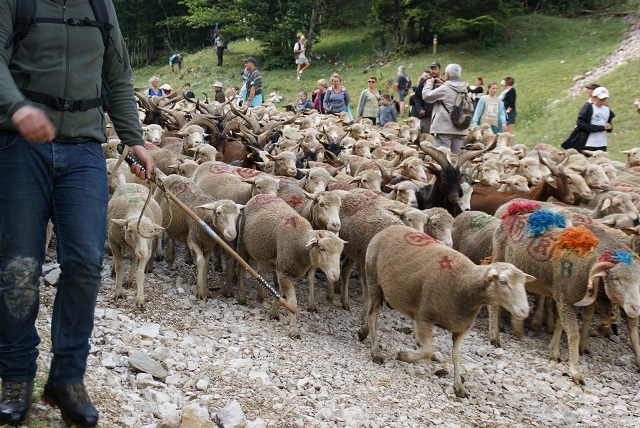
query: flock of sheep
101 91 640 397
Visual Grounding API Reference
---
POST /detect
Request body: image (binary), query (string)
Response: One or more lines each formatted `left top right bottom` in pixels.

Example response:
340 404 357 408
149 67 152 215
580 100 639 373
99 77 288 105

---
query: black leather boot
0 380 34 427
42 382 98 428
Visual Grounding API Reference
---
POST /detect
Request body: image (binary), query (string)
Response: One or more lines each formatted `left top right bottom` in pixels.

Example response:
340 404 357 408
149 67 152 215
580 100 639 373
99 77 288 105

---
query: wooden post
433 34 438 55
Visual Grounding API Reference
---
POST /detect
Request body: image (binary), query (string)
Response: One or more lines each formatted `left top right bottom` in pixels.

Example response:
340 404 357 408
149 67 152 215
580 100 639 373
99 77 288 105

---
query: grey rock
129 351 168 380
214 400 247 428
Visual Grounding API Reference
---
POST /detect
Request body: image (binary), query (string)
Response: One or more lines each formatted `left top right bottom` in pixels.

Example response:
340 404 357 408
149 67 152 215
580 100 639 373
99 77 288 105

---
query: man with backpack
395 66 411 118
422 63 472 154
0 0 153 426
293 35 310 81
169 53 183 73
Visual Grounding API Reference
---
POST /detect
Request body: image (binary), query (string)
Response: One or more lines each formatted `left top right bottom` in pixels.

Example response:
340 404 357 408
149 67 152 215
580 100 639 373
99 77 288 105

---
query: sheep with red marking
359 224 532 398
236 195 345 337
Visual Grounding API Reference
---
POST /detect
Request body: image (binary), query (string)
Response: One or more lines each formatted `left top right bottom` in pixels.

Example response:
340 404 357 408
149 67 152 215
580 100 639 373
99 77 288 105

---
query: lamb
256 151 298 177
623 147 640 168
142 124 164 146
236 194 345 337
358 224 532 398
491 203 640 384
189 144 219 163
297 167 338 194
156 175 243 300
497 175 530 192
107 183 164 308
276 180 341 233
193 161 280 204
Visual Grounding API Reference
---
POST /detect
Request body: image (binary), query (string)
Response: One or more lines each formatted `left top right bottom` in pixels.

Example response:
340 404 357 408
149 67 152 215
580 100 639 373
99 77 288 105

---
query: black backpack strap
4 0 36 49
87 0 113 49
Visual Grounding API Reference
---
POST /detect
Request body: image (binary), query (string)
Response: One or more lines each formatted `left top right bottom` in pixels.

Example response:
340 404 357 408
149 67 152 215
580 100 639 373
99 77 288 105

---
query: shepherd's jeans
0 132 107 384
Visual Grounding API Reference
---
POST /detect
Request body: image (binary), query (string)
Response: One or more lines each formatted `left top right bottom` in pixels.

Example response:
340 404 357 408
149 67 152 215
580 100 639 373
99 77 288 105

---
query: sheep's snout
328 222 341 233
224 230 237 241
624 304 640 318
513 306 530 320
326 271 340 282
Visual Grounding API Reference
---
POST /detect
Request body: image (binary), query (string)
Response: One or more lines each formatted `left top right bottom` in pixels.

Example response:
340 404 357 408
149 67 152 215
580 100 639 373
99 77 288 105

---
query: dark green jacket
0 0 143 146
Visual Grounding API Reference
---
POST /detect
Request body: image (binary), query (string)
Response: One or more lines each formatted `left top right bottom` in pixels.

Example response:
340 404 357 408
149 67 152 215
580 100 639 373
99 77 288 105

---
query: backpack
4 0 113 112
403 75 412 91
442 89 474 129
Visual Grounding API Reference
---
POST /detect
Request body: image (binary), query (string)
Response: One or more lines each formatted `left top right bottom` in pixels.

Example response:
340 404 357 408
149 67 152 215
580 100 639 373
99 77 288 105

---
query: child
296 90 314 112
377 94 397 126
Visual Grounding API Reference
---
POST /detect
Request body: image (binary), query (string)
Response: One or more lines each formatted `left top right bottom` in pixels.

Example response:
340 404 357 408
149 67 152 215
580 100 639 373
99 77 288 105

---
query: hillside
132 11 640 161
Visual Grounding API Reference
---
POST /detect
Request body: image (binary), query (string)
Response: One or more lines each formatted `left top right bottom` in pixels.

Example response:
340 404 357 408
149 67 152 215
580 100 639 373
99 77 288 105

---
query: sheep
452 210 499 264
106 158 148 195
491 203 640 384
276 180 341 233
507 156 544 186
257 151 298 177
156 175 243 300
331 191 404 312
189 144 219 163
107 183 164 308
393 157 428 182
423 207 454 247
142 124 163 146
358 224 532 398
102 139 121 159
148 145 192 175
235 194 345 337
175 124 208 155
297 167 338 194
568 163 611 191
497 175 530 192
623 147 640 168
193 161 280 204
386 180 419 207
167 158 199 178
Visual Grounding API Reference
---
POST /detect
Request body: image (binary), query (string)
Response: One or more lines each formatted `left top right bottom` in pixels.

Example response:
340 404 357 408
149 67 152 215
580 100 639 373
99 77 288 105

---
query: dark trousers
0 134 107 384
216 47 224 66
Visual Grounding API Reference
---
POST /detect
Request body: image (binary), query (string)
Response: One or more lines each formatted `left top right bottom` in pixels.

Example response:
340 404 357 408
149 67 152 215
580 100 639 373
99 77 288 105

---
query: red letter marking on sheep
284 216 300 229
254 194 280 207
438 255 454 270
236 168 262 179
402 231 437 247
288 195 304 208
527 234 555 262
208 163 234 175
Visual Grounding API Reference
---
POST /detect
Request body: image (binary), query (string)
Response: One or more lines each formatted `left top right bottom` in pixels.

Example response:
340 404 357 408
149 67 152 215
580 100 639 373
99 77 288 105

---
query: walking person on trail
294 35 311 81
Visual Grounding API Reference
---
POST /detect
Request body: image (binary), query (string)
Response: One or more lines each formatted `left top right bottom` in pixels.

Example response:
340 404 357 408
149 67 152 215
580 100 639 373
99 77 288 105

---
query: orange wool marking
553 225 599 255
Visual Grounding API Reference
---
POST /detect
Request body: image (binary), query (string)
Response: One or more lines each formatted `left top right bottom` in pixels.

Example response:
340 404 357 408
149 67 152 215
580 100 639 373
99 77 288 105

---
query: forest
114 0 625 69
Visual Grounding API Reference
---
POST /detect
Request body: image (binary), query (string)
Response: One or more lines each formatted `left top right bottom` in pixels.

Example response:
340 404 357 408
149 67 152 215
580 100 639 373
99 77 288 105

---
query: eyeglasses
368 80 376 83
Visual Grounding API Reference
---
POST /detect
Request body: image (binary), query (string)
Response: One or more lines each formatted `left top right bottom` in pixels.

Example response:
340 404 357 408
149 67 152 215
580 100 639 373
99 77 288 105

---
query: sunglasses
368 80 376 83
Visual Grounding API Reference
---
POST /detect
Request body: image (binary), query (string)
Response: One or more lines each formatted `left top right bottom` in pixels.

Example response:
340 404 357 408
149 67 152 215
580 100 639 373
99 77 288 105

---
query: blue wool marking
613 251 634 265
527 210 566 235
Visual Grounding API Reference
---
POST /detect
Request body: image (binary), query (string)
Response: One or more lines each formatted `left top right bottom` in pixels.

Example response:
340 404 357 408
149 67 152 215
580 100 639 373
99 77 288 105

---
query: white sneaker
296 74 300 81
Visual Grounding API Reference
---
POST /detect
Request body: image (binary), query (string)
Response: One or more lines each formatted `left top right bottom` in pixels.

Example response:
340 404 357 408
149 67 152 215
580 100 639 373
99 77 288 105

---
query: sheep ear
236 204 245 211
349 177 362 184
329 176 338 182
305 236 318 249
195 203 218 211
298 168 310 176
187 147 197 153
388 208 404 216
304 191 318 201
151 225 165 236
241 178 256 184
525 274 536 283
111 218 128 227
601 198 612 211
486 267 499 281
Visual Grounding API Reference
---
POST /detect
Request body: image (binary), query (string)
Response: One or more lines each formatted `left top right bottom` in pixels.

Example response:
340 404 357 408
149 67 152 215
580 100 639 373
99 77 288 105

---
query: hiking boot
0 380 34 427
43 382 98 428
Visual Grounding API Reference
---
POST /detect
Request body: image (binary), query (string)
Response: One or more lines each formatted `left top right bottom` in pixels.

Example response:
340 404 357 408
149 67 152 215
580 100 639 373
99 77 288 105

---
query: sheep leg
554 299 584 385
488 305 501 347
579 303 596 355
190 243 208 300
365 284 384 364
307 268 318 313
212 244 224 272
340 257 356 311
224 252 237 302
597 299 614 338
396 321 437 363
358 263 369 326
277 272 299 339
325 279 335 303
512 316 524 340
626 315 640 369
155 232 165 261
112 244 126 300
531 295 546 332
165 236 176 270
126 256 137 289
135 254 151 308
549 317 564 362
452 331 470 398
544 298 556 334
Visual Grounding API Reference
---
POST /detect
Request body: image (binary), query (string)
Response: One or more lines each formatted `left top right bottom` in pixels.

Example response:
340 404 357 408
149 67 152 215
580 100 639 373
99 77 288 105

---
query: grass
132 11 638 162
